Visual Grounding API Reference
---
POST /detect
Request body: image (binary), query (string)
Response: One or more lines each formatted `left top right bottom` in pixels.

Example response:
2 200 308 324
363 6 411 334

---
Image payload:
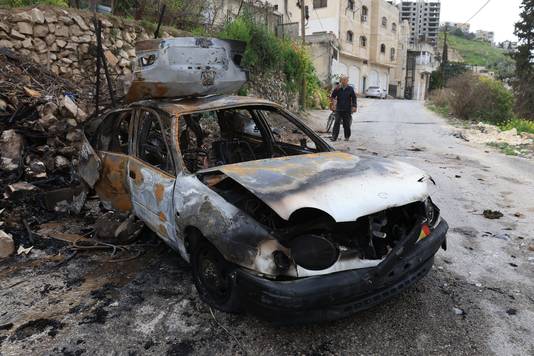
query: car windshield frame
174 103 334 174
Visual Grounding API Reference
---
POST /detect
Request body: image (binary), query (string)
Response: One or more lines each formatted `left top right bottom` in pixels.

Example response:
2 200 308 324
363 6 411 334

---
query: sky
439 0 522 43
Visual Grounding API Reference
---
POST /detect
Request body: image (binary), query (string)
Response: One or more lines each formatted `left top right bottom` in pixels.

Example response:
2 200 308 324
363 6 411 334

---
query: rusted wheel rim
198 247 231 303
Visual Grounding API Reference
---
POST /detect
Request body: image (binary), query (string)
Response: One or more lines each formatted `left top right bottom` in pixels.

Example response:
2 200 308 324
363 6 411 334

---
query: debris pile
458 123 534 146
0 48 99 258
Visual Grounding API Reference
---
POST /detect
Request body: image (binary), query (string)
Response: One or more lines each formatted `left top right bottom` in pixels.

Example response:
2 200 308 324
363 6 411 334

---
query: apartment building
475 30 495 44
205 0 282 32
500 40 518 52
273 0 409 97
398 0 441 46
405 42 437 100
443 21 470 33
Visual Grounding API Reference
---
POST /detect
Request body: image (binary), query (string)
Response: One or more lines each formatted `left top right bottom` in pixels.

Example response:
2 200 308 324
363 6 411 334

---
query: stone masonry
0 6 186 86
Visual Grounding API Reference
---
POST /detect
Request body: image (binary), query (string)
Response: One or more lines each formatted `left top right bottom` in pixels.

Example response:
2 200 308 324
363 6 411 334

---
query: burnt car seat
212 139 256 165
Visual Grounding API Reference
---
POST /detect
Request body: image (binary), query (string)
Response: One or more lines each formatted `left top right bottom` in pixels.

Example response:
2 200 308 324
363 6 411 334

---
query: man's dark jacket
331 85 357 112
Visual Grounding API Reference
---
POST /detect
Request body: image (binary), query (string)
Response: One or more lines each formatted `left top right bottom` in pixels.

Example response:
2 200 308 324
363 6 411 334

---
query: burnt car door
128 108 177 245
79 108 134 212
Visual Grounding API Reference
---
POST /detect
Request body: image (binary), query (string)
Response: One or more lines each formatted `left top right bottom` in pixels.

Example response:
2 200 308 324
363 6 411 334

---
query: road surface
1 99 533 355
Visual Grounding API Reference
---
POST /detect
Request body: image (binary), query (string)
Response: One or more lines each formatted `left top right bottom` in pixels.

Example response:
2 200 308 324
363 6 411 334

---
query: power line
462 0 491 25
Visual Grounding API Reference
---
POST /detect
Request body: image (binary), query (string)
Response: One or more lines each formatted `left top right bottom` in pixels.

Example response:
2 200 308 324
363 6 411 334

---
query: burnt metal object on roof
126 37 247 102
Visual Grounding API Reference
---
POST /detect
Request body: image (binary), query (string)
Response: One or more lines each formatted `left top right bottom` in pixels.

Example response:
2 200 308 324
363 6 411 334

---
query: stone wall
0 6 187 87
246 71 299 111
0 6 296 108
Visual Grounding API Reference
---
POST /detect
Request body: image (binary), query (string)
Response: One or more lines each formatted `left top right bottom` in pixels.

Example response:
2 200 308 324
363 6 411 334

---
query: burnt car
79 95 448 323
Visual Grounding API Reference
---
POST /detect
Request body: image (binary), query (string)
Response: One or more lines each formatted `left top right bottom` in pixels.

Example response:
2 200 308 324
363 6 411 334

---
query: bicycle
325 111 335 133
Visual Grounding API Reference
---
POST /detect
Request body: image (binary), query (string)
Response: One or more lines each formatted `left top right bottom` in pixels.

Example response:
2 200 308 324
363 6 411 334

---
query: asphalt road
1 99 533 356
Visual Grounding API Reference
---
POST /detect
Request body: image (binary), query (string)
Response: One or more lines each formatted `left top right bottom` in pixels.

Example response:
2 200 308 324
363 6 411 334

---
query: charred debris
0 47 145 260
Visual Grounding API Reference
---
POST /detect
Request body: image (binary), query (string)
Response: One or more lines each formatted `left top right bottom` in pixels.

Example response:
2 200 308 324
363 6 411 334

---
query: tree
512 0 534 120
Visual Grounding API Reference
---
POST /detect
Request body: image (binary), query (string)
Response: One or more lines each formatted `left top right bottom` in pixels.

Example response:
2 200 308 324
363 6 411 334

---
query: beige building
391 19 411 98
443 21 470 33
475 30 495 44
405 42 437 100
205 0 282 32
273 0 409 97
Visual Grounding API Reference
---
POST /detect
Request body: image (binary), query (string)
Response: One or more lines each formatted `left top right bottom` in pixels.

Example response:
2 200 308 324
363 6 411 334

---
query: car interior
179 106 323 173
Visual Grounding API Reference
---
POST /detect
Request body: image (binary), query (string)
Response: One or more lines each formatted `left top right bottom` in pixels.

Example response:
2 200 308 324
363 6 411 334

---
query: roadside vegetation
499 118 534 134
429 1 534 157
429 73 514 125
429 73 533 135
213 15 329 109
428 73 533 157
440 32 515 80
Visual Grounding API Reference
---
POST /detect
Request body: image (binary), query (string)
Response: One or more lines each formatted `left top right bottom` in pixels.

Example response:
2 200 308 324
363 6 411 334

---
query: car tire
190 235 241 313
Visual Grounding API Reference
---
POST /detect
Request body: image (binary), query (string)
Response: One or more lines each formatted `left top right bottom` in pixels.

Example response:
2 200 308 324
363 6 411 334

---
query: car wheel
191 236 241 313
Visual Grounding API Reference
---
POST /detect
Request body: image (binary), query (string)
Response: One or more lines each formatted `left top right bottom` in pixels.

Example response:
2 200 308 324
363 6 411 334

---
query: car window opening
179 106 321 173
137 110 175 175
96 111 132 154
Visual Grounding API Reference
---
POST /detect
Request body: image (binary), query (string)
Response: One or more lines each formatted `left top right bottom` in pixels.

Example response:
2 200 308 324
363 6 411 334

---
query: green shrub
441 73 514 124
499 118 534 134
474 77 514 124
428 88 452 108
446 73 479 120
218 15 326 108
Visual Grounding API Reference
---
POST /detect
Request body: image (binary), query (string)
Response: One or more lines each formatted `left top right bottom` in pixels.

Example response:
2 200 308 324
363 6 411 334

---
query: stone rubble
0 230 15 258
460 122 534 146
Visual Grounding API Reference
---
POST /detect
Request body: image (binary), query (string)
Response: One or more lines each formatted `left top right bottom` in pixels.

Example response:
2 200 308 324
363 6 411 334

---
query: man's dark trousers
332 111 352 140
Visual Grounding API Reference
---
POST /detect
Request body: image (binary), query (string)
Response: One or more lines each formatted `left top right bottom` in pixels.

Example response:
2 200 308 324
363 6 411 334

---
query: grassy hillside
439 33 514 71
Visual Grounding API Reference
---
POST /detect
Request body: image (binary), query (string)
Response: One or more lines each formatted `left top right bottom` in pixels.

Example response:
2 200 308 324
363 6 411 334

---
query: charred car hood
204 152 430 222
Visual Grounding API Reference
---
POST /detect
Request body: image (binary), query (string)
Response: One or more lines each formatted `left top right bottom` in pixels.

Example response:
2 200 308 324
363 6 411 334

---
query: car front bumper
234 219 448 324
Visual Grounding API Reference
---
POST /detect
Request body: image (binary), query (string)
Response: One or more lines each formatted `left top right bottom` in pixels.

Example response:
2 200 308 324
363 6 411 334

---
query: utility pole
299 0 306 111
441 25 449 88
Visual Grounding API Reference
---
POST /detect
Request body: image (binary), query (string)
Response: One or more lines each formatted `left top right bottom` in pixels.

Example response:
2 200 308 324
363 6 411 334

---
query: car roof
130 95 280 116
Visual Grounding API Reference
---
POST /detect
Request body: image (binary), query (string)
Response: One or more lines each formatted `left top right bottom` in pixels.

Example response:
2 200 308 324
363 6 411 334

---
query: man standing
330 76 357 141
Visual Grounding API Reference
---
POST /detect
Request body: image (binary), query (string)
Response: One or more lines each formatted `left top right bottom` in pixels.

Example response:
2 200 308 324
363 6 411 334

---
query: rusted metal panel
126 37 247 102
129 96 280 122
78 133 101 188
127 158 177 248
94 153 132 212
172 175 293 276
200 152 430 222
157 95 277 116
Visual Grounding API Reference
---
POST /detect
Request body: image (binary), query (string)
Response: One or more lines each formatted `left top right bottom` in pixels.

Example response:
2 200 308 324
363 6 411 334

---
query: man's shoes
330 137 337 142
344 137 350 141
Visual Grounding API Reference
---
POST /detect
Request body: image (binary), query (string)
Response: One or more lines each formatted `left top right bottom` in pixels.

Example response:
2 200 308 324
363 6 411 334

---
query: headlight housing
288 234 339 271
424 198 440 227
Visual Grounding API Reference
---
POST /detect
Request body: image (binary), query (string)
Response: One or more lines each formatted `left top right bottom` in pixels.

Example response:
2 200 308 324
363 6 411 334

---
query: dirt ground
1 99 533 355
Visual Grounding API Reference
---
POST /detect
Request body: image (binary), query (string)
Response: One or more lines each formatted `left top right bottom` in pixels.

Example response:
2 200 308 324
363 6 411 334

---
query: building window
382 17 387 27
380 44 386 53
361 6 368 22
332 48 338 60
390 48 396 61
347 0 354 11
347 31 354 42
313 0 328 9
360 36 367 47
392 23 397 32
